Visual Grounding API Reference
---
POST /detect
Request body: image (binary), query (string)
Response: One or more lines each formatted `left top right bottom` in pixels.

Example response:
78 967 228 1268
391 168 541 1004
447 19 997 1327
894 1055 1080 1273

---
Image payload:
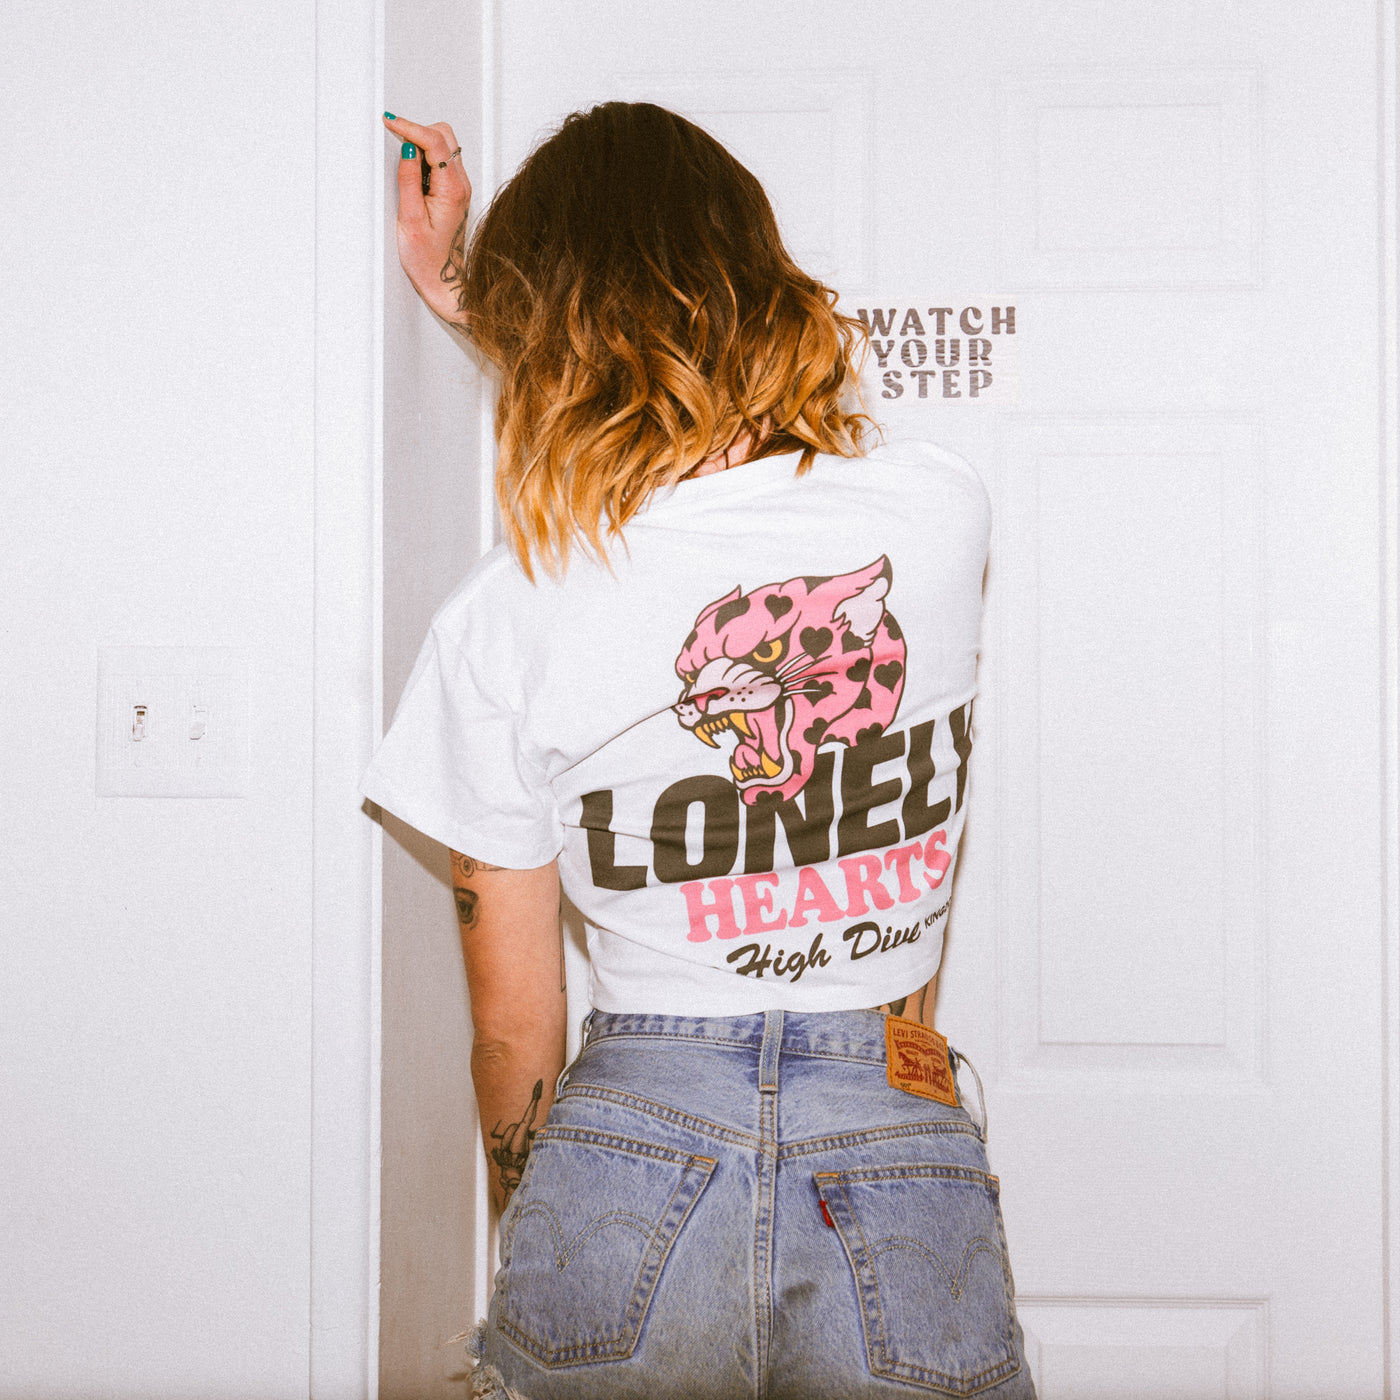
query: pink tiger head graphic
673 557 906 804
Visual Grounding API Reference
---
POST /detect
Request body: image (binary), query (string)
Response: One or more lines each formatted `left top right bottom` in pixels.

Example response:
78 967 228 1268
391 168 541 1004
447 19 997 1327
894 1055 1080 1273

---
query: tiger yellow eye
751 638 784 664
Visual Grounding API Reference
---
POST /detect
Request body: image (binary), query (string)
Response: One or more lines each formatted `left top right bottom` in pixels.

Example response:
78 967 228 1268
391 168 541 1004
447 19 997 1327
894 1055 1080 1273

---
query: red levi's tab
884 1015 959 1107
819 1199 835 1228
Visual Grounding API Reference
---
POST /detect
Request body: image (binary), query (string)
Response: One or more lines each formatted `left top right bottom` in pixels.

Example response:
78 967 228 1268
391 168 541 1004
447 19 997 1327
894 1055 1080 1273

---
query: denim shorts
474 1008 1035 1400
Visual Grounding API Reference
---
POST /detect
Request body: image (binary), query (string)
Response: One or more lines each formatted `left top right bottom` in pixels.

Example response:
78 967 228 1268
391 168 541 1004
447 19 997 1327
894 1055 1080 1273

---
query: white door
479 4 1393 1395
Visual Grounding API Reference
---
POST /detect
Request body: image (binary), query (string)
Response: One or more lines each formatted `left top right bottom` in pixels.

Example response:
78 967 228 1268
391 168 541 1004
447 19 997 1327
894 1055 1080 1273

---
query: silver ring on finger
437 147 462 169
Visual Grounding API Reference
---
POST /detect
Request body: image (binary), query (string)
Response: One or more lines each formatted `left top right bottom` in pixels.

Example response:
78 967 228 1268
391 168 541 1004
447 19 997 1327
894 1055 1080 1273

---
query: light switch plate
97 646 250 797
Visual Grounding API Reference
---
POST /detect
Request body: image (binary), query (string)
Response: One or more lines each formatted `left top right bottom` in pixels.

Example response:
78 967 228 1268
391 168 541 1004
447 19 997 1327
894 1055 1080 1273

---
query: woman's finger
384 112 456 154
384 116 460 182
424 121 472 207
383 114 469 218
391 131 427 225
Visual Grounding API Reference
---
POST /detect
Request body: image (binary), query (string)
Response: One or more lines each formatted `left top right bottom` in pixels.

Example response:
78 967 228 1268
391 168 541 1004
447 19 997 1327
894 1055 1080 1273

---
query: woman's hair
455 101 873 578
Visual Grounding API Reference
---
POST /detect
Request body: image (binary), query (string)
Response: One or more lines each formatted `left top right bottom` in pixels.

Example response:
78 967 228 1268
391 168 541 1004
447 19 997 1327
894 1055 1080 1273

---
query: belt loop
758 1009 783 1093
555 1009 596 1099
951 1048 988 1141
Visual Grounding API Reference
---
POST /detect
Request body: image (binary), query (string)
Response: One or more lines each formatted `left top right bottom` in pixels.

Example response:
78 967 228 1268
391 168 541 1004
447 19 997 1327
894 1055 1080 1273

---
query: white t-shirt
361 439 990 1015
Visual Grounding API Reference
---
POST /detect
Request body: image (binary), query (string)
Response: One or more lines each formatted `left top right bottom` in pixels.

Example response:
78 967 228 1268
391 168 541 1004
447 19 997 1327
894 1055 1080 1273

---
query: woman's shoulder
424 542 551 653
812 437 991 532
852 437 987 495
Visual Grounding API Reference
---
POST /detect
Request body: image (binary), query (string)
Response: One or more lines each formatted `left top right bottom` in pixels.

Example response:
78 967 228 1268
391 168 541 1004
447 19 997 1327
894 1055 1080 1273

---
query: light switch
97 647 250 797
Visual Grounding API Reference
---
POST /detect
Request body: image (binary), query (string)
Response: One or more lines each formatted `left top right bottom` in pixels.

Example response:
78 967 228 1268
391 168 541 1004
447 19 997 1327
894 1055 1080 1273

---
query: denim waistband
583 1007 901 1068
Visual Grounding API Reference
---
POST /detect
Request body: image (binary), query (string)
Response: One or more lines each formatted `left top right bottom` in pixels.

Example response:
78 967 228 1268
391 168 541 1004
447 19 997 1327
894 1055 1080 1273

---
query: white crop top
361 439 990 1015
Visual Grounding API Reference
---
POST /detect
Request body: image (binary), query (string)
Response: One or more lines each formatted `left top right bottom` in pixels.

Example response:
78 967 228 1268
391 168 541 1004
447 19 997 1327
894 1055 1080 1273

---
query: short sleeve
360 624 564 868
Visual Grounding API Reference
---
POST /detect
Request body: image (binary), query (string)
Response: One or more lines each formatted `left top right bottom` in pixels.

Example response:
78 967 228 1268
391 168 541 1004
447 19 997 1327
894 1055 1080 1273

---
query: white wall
0 3 378 1397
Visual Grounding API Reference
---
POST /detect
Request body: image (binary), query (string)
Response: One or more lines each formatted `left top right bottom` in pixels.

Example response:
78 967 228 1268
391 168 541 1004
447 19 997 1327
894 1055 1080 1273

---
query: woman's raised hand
382 113 472 330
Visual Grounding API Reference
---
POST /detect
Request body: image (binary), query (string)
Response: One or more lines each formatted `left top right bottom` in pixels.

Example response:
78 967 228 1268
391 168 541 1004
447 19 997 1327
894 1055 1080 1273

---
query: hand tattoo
440 215 469 324
489 1079 543 1199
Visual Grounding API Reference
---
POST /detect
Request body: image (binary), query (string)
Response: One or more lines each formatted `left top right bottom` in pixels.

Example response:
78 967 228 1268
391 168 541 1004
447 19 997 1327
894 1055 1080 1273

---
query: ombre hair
454 101 873 578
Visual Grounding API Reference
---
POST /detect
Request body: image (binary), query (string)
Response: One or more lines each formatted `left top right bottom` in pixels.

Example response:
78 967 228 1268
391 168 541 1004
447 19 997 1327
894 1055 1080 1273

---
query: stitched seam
774 1047 887 1067
755 1092 775 1400
622 1156 712 1345
558 1083 761 1149
586 1032 890 1068
534 1123 719 1166
585 1030 759 1050
870 1354 1023 1391
838 1175 887 1370
874 1358 1023 1392
867 1235 1003 1300
779 1119 978 1160
508 1200 658 1271
834 1163 996 1187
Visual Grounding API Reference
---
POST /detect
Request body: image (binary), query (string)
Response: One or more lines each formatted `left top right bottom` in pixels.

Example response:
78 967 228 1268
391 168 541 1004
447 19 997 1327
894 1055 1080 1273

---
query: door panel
490 5 1388 1394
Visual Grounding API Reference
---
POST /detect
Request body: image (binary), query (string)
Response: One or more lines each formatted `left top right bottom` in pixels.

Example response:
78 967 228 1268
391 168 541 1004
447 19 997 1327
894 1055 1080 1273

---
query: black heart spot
716 595 750 630
791 752 803 774
803 719 829 743
884 615 903 642
840 630 865 653
855 723 885 745
764 595 794 620
874 660 904 691
845 657 871 683
808 680 835 704
853 687 872 710
799 626 833 657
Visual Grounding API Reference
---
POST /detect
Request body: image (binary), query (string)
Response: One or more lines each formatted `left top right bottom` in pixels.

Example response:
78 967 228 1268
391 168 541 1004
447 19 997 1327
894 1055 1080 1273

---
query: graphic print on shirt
581 552 973 991
672 557 906 805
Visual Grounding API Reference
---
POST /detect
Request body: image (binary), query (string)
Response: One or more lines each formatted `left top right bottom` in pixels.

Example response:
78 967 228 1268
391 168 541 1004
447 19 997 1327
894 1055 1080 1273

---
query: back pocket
496 1124 716 1368
814 1164 1022 1396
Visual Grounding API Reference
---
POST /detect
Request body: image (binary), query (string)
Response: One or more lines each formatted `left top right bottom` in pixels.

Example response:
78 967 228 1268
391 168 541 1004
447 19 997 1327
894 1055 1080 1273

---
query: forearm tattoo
451 851 503 931
489 1078 543 1199
453 885 479 928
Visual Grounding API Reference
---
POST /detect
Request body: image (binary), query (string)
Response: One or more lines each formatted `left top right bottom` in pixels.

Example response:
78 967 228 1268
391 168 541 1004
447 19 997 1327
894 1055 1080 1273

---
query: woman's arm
450 850 567 1215
868 975 939 1027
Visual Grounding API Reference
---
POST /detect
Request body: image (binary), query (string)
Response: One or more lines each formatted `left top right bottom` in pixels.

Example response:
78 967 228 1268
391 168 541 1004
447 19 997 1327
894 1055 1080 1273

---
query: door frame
310 0 384 1393
1381 3 1400 1392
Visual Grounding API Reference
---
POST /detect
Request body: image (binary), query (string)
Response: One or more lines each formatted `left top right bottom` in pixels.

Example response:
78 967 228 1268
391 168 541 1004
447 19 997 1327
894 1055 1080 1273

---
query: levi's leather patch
885 1015 958 1106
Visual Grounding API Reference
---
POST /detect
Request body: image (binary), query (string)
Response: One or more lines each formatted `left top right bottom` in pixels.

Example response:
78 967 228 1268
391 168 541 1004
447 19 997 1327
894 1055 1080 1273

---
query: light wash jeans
473 1008 1035 1400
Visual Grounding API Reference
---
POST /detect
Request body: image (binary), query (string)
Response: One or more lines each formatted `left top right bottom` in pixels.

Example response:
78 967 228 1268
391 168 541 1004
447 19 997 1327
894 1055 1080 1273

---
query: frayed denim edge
450 1321 532 1400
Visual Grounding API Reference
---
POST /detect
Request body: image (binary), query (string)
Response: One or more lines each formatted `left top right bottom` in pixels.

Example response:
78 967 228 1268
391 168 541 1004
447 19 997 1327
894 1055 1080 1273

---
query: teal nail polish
401 142 417 159
384 111 396 120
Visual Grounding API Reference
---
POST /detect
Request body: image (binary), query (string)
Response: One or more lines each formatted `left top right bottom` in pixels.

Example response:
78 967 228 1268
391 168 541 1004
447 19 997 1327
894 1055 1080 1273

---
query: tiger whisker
778 665 830 687
775 656 815 679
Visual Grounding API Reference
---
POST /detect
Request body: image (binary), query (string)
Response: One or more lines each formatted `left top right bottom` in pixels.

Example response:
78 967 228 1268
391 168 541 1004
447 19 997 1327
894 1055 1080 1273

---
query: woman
365 102 1033 1400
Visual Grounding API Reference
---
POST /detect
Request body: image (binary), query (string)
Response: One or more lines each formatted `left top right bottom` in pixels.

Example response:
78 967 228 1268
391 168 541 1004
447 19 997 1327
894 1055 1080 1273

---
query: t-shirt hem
586 953 944 1017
